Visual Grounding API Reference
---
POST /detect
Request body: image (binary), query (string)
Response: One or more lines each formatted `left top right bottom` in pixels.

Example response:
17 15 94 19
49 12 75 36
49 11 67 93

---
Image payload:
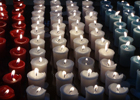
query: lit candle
117 0 127 14
100 0 111 16
34 4 45 11
123 3 134 11
31 27 45 39
68 10 81 17
133 25 140 47
31 21 45 30
71 20 85 31
52 36 67 48
82 0 93 6
52 20 66 31
32 10 44 17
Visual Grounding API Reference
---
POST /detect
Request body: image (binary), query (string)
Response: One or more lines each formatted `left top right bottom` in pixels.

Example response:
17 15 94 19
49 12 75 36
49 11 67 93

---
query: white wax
86 10 98 17
31 29 45 39
52 23 66 31
105 71 124 95
34 0 45 5
68 10 81 17
68 16 81 30
31 16 44 24
99 48 115 61
90 30 105 50
27 70 46 87
50 10 62 18
60 84 79 100
53 46 69 69
82 1 93 6
51 6 63 12
89 23 103 34
70 29 84 49
67 5 79 12
51 37 67 48
100 59 117 83
29 48 46 60
50 0 61 6
66 1 77 6
85 15 97 33
34 5 45 11
82 6 94 20
26 85 46 100
50 29 65 40
31 23 45 30
85 85 104 100
95 39 110 60
55 71 74 96
78 57 95 78
32 11 44 17
30 38 45 49
71 22 85 31
73 37 89 49
51 16 63 27
80 70 98 96
109 83 128 100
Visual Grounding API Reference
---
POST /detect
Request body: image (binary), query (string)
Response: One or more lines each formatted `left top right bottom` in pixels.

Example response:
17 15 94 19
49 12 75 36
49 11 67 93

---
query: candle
100 59 117 83
102 4 113 20
10 29 24 41
55 71 74 96
78 57 95 78
50 10 62 18
105 9 116 27
0 2 7 9
60 84 79 100
51 15 63 27
3 70 22 96
51 5 63 12
82 0 93 6
14 3 26 10
34 0 45 5
29 46 46 59
31 16 44 24
80 69 98 95
82 6 94 21
67 5 79 12
108 83 128 100
50 0 61 6
27 68 46 87
71 20 85 31
105 71 124 95
131 19 140 36
136 70 140 92
99 42 115 61
100 0 111 15
123 3 134 11
30 35 45 49
12 21 26 31
34 5 45 11
134 1 140 15
56 59 74 73
73 35 89 49
0 13 8 22
13 0 24 5
53 45 69 69
85 85 104 100
109 11 121 32
117 1 127 14
31 57 48 73
31 21 45 30
0 7 8 14
85 12 97 33
86 10 98 17
130 56 140 79
66 0 77 6
90 29 105 50
119 41 136 67
26 85 46 100
52 36 67 48
95 38 110 61
9 58 25 77
0 37 6 56
52 22 66 31
50 28 65 40
31 27 45 39
0 85 15 100
0 21 7 29
68 10 81 17
70 27 84 48
0 28 5 37
114 27 128 47
12 13 25 23
10 47 26 61
133 26 140 47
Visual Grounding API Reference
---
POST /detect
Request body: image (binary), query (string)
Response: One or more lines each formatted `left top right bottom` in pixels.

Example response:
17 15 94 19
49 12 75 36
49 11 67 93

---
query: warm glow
16 29 19 33
0 7 3 11
89 12 93 18
119 25 122 29
18 13 21 17
38 16 40 19
58 35 61 41
115 11 120 16
35 27 38 31
57 25 60 32
108 9 112 11
11 70 15 76
82 45 85 51
64 59 67 64
61 45 65 50
36 87 41 92
86 6 89 8
39 5 42 7
16 58 20 64
124 32 127 37
20 34 23 39
17 47 21 51
105 42 109 52
125 41 130 46
113 72 117 78
57 13 60 17
116 84 121 91
38 10 41 13
94 85 98 92
107 59 111 66
95 28 98 33
119 19 121 23
19 3 23 6
127 9 130 12
131 13 134 17
69 87 74 93
75 26 78 32
136 19 139 22
88 69 92 76
71 3 74 7
94 20 97 24
37 21 40 25
62 71 66 78
80 35 83 41
58 19 61 24
34 68 39 76
76 20 79 24
126 3 130 6
121 0 124 2
18 21 21 25
73 12 76 16
137 56 140 60
37 35 40 41
56 5 60 8
0 2 2 6
1 13 4 17
15 9 20 11
85 58 88 61
39 57 43 62
101 37 105 43
138 26 140 30
55 10 58 12
37 46 40 51
106 5 109 7
5 89 9 94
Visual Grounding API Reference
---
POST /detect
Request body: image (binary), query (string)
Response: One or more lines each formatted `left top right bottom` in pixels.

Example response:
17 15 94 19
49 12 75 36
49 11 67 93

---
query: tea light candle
29 47 46 59
52 22 66 31
12 21 26 31
34 0 45 5
100 0 111 15
10 29 25 41
51 5 63 12
50 10 62 18
91 29 105 50
60 84 78 100
117 1 127 13
52 36 67 48
27 68 46 88
32 10 44 17
34 5 45 11
12 13 24 23
123 3 134 11
66 1 77 6
0 21 7 29
108 83 128 100
105 71 124 95
53 45 69 69
50 28 65 39
131 19 140 36
134 1 140 15
56 59 74 73
71 20 85 31
130 56 140 79
70 27 84 48
119 41 136 67
80 69 98 95
85 12 97 33
105 9 116 27
14 3 26 10
136 70 140 92
82 0 93 6
50 0 61 6
68 10 81 17
30 35 45 49
133 26 140 47
51 15 63 27
102 4 113 20
100 59 117 83
78 57 95 78
82 6 94 21
95 38 110 61
109 11 121 32
31 28 45 39
31 16 44 24
73 35 89 49
99 42 115 61
26 85 46 100
67 5 79 12
85 85 104 100
86 10 98 17
12 8 24 16
55 71 74 96
31 21 45 30
31 57 48 73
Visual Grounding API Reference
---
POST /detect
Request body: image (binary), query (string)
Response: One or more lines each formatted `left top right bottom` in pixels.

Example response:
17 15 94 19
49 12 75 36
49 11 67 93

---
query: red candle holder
12 8 24 16
0 12 8 23
10 29 24 41
13 0 24 5
0 28 5 37
0 21 7 29
10 47 26 61
12 21 26 31
0 37 6 57
14 3 26 11
14 35 29 50
0 7 8 14
0 2 7 9
0 85 15 100
12 13 25 23
9 58 25 77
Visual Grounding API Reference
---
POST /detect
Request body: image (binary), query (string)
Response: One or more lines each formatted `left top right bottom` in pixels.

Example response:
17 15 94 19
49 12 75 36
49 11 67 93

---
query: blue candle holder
102 4 113 20
127 15 139 32
122 9 135 23
134 1 140 15
119 43 136 67
114 28 128 47
100 0 111 15
130 56 140 79
123 5 134 11
133 27 140 47
117 1 128 15
131 20 140 36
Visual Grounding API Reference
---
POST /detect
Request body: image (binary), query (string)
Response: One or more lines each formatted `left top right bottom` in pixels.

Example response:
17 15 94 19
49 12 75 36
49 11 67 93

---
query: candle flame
95 28 98 33
115 11 120 16
55 10 58 12
36 87 41 92
104 0 107 1
94 85 98 92
126 3 130 6
61 45 65 50
116 84 121 91
85 58 88 61
86 6 89 8
86 0 89 1
119 19 121 23
58 19 61 24
0 2 2 6
70 0 73 3
101 37 105 43
88 69 92 76
19 3 23 6
124 32 127 37
34 68 39 76
89 12 93 18
11 70 15 76
73 10 76 13
119 25 122 29
71 3 74 7
15 9 20 11
80 35 83 40
1 13 4 17
35 27 38 31
107 59 111 66
82 45 85 51
0 7 3 11
138 26 140 30
113 72 117 78
62 71 66 78
37 46 40 51
12 78 16 81
76 20 79 24
137 56 140 60
73 12 76 16
38 16 40 19
37 21 40 25
37 35 40 41
122 0 124 2
105 42 109 52
64 59 67 64
57 25 60 32
57 13 60 17
108 9 112 11
56 5 59 8
39 5 42 7
58 35 61 41
17 47 20 51
16 29 19 33
106 4 109 7
39 57 43 62
94 20 97 24
131 13 134 17
20 34 23 39
69 87 74 93
18 13 21 17
18 21 21 25
38 10 41 13
75 26 78 32
5 89 9 94
16 58 20 64
126 41 130 46
136 19 139 22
